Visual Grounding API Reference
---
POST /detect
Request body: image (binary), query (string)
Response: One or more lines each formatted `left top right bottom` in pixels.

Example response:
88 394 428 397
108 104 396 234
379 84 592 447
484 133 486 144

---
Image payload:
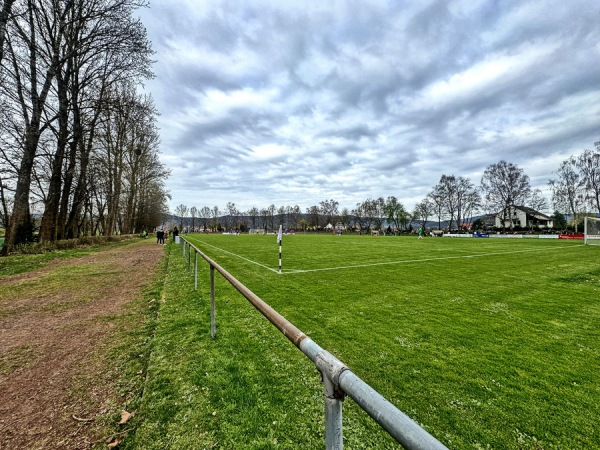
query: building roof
496 205 552 221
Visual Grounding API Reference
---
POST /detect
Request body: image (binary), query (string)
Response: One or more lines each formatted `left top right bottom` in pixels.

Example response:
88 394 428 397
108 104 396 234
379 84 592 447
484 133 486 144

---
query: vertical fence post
194 251 198 290
323 373 344 449
187 245 191 271
210 265 216 339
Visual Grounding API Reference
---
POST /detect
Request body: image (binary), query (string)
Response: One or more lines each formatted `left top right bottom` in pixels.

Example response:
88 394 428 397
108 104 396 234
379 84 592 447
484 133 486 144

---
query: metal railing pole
210 265 216 339
323 373 343 449
187 244 191 271
194 251 198 290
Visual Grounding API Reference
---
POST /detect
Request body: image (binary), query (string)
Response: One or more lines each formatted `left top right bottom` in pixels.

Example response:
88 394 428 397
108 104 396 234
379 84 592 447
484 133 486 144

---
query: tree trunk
0 0 15 64
2 0 59 254
39 69 71 242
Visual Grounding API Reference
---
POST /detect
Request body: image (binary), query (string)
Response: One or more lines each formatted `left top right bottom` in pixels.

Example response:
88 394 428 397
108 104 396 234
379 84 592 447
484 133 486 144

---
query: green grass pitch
130 234 600 449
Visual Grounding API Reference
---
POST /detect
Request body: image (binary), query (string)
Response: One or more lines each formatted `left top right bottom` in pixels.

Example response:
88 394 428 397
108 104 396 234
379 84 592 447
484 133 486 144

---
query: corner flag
277 225 282 273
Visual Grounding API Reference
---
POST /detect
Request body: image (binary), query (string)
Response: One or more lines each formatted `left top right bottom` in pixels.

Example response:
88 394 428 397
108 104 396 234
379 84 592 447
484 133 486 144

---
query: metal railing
179 237 448 450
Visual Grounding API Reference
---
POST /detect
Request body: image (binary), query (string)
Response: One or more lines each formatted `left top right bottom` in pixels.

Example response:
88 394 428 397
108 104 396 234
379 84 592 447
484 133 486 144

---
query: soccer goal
584 216 600 245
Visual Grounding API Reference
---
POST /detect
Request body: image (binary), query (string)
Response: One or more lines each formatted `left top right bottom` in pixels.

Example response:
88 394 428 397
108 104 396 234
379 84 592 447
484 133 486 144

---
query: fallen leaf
108 437 122 448
120 410 134 424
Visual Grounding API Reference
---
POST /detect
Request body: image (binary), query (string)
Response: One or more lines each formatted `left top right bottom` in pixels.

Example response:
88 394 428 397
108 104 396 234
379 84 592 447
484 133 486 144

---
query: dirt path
0 239 164 449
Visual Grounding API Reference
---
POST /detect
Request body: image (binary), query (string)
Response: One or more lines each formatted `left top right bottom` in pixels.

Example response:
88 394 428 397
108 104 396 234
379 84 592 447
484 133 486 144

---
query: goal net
584 216 600 245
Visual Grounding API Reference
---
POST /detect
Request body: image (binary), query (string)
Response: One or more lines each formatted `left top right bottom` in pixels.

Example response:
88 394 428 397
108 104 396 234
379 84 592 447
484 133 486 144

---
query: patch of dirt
0 239 164 449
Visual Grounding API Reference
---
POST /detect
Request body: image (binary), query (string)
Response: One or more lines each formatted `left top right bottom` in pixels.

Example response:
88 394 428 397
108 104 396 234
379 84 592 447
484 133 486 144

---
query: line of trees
174 145 600 234
0 0 170 255
548 141 600 231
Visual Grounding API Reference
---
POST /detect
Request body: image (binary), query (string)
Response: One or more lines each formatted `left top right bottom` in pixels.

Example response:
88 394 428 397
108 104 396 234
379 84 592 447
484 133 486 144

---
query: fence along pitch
181 237 447 450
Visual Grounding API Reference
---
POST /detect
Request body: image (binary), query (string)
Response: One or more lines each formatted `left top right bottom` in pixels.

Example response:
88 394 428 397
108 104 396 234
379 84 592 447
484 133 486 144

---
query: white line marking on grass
284 244 585 274
193 240 279 273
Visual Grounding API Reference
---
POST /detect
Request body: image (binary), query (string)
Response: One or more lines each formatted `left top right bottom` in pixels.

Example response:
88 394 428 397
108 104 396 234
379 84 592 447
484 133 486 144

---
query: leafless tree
526 189 550 213
576 143 600 214
174 204 188 229
1 0 63 251
430 175 479 230
199 206 211 231
306 205 320 229
267 203 276 230
1 0 158 252
427 189 445 230
189 206 197 231
211 205 220 231
225 201 238 230
413 198 434 229
276 205 285 228
481 161 531 230
247 206 258 230
319 198 339 226
384 196 407 231
548 157 586 232
289 204 301 229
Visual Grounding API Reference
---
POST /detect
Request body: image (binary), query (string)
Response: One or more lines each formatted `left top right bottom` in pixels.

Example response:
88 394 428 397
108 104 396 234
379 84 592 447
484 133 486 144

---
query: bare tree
1 0 157 251
259 208 268 231
189 206 197 231
548 157 586 232
174 204 188 229
455 178 481 228
247 206 259 230
319 198 339 226
413 198 434 229
526 189 550 213
277 205 285 228
426 188 444 230
437 175 459 229
384 196 407 232
481 161 531 230
1 0 62 252
306 205 320 229
289 204 301 229
339 207 350 230
351 199 378 232
430 175 479 230
225 201 238 230
199 206 211 231
267 203 276 230
211 205 220 231
576 143 600 214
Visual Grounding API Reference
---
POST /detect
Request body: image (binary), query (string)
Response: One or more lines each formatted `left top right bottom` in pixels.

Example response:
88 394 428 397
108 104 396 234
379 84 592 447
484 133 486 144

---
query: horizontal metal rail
180 237 447 450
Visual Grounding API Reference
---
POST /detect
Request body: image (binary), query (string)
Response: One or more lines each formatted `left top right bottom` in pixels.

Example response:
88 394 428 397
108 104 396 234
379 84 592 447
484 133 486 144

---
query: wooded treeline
0 0 170 255
174 149 600 234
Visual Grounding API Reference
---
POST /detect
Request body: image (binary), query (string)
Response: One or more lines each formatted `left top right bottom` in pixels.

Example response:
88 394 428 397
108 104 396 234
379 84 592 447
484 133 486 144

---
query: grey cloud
142 0 600 212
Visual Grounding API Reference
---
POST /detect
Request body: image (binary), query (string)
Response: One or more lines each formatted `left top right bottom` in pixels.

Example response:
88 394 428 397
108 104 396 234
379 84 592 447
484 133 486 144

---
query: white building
495 206 553 229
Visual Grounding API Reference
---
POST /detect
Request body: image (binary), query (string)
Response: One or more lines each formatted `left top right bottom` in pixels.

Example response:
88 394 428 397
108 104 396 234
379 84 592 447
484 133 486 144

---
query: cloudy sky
137 0 600 214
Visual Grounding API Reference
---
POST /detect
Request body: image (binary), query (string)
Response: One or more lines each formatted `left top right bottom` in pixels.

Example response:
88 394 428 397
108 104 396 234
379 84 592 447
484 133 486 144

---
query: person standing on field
418 226 424 239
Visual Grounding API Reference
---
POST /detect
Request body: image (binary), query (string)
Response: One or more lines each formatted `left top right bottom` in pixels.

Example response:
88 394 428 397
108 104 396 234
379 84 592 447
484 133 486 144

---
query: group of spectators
155 226 179 245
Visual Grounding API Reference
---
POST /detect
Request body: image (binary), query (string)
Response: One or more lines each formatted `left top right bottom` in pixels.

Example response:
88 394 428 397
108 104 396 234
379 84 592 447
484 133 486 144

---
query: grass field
128 234 599 449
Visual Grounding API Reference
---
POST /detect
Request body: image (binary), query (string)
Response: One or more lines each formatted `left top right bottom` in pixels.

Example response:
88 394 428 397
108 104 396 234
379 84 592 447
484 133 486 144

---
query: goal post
584 216 600 245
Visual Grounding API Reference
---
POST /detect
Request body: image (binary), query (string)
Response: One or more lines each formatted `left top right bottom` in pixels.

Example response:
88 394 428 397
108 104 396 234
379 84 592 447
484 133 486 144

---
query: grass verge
96 250 167 447
121 242 364 449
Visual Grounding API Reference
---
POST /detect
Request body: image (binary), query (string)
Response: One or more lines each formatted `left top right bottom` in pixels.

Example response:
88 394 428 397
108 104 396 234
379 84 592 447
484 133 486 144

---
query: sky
137 0 600 215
